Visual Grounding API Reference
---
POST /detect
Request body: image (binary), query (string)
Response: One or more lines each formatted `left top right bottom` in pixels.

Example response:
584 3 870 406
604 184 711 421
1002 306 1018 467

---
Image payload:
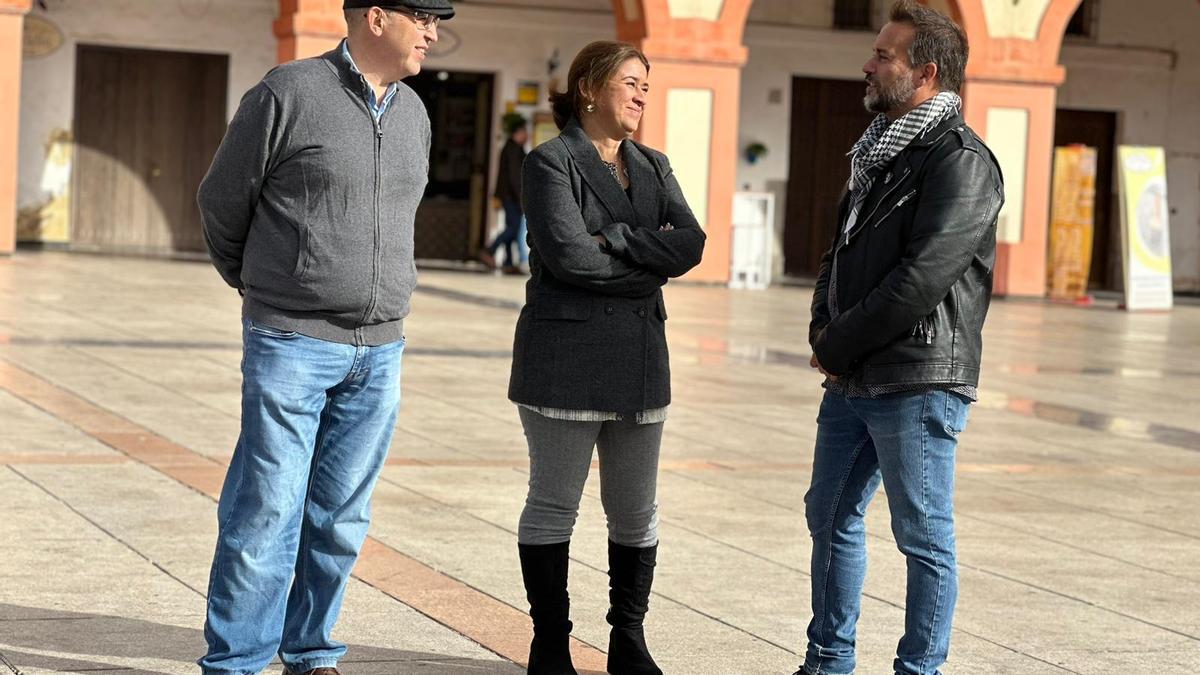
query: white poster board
1117 146 1173 311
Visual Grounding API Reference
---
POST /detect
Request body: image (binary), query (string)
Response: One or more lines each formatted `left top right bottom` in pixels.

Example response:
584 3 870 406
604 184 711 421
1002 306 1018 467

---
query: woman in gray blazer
508 41 706 675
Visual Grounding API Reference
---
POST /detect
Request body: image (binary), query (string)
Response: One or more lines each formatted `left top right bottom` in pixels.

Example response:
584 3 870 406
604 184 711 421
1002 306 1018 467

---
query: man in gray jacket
195 2 453 674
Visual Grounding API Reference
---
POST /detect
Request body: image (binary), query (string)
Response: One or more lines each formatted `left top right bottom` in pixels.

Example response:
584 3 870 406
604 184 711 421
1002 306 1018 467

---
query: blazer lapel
559 122 638 226
621 142 662 231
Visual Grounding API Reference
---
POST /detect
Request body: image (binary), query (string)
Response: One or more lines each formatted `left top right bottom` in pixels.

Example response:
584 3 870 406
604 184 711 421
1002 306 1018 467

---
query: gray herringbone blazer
507 120 705 414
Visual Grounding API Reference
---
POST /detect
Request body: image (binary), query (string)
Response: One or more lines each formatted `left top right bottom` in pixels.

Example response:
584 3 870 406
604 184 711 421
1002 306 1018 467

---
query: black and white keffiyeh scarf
844 91 962 231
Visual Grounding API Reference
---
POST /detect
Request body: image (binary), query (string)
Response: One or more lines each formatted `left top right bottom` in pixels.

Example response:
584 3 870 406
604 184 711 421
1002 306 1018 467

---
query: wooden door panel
72 45 227 254
784 77 875 278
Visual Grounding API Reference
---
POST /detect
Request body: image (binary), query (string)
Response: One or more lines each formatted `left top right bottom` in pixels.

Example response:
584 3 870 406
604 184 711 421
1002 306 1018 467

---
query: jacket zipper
871 189 917 228
829 251 841 319
911 313 936 344
360 118 383 331
843 167 912 247
830 169 912 311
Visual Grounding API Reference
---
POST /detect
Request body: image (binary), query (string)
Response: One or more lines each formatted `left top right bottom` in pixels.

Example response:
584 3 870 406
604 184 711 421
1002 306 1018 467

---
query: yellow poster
517 80 540 106
1047 146 1096 301
1117 146 1173 311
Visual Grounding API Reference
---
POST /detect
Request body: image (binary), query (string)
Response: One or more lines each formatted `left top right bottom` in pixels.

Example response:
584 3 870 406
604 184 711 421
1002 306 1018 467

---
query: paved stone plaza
1 252 1198 674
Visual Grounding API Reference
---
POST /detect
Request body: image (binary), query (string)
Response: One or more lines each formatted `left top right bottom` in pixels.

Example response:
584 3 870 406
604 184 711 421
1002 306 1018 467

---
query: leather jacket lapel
840 113 968 246
852 156 915 236
559 122 638 226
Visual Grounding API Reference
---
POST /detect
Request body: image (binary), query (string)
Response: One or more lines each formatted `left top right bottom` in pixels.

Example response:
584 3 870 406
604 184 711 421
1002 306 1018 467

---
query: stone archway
610 0 1088 291
609 0 754 283
268 1 1112 291
931 0 1085 296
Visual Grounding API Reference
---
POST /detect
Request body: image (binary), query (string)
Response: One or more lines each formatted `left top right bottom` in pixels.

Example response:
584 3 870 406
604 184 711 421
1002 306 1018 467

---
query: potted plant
744 141 768 165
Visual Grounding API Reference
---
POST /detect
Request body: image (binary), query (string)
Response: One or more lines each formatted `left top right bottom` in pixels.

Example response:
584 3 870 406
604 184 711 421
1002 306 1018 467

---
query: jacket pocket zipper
872 189 917 228
911 313 936 344
847 168 913 244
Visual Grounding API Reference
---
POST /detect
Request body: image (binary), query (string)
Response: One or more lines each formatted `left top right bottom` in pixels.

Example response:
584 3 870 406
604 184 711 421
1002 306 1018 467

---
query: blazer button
605 305 615 315
637 307 647 318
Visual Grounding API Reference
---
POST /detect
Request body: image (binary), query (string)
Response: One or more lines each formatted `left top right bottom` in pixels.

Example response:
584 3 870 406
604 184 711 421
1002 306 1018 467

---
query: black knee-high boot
606 541 663 675
519 542 578 675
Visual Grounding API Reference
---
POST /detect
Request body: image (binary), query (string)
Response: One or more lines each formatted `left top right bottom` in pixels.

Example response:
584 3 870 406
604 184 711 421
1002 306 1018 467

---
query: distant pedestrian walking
507 41 705 675
480 114 528 274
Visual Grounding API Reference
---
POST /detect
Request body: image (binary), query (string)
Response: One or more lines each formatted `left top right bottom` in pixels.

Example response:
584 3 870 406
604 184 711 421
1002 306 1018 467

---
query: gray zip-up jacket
198 46 429 346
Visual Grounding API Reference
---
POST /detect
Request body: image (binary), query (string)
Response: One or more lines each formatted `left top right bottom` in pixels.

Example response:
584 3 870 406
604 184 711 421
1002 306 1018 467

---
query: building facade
3 0 1198 293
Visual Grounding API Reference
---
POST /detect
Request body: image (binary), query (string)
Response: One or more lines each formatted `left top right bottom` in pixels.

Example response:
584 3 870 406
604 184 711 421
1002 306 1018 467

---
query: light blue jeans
802 389 970 675
200 320 404 675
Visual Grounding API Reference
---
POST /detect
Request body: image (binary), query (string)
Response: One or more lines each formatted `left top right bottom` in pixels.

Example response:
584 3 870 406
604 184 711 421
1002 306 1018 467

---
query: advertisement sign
1047 146 1096 301
517 80 540 106
1117 146 1173 311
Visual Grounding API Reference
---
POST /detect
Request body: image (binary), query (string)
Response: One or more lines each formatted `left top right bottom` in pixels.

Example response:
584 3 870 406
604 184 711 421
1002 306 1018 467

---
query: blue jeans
200 320 404 675
488 198 524 266
802 390 969 675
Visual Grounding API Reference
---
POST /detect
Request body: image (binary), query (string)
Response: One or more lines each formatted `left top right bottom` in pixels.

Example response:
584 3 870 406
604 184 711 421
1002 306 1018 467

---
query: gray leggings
517 407 662 548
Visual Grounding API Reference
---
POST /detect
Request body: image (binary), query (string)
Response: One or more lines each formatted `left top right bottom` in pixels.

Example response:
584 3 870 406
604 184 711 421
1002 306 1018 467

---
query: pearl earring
585 103 596 113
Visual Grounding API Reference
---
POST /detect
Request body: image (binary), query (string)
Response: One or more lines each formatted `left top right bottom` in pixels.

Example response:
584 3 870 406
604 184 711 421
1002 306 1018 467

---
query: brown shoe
478 251 496 269
282 668 340 675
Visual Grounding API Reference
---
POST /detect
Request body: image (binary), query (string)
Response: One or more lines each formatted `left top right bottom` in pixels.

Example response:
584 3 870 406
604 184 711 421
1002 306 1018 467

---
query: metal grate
834 0 873 30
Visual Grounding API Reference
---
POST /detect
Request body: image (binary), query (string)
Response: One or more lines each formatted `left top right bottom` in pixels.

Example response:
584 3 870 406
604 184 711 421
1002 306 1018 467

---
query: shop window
834 0 873 30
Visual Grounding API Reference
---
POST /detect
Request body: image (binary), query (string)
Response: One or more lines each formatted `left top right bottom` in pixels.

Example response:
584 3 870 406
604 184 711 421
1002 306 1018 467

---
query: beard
864 75 916 114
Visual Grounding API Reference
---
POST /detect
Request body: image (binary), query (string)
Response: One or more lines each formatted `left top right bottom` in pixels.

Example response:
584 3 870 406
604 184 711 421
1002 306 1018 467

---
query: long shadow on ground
0 603 521 674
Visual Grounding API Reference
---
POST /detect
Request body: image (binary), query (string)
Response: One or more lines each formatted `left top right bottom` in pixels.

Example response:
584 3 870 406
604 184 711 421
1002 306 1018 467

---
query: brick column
275 0 346 64
613 0 752 284
947 0 1083 296
0 0 31 256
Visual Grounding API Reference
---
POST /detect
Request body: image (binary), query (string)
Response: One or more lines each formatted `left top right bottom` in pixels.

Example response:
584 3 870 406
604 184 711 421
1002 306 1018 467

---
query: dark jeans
488 198 524 266
802 389 970 675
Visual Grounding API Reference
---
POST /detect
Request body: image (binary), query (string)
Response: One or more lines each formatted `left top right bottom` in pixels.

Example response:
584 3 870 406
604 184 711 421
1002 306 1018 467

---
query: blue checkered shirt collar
340 39 399 120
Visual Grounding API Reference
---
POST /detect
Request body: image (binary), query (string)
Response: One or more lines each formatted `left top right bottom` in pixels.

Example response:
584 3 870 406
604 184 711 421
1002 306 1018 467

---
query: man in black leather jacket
798 3 1003 675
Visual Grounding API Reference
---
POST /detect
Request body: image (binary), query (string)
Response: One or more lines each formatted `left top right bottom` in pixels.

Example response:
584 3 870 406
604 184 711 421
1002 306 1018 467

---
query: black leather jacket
809 113 1004 388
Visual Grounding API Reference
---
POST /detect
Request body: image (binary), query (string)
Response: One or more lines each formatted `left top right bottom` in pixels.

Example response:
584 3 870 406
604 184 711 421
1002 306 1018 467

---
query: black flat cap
343 0 454 19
